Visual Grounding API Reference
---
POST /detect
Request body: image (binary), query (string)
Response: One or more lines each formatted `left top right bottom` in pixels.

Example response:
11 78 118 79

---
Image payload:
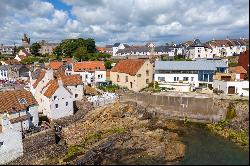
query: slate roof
155 59 227 71
113 43 120 47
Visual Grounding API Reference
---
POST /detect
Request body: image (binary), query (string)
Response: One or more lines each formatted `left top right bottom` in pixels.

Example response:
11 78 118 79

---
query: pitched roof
1 59 20 65
43 79 72 98
73 61 105 72
47 61 63 70
228 66 247 74
110 59 146 76
43 80 59 98
61 74 83 86
113 43 120 47
209 40 233 47
32 70 46 88
0 89 37 113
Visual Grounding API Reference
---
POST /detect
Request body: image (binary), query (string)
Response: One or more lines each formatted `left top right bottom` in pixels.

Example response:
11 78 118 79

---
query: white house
213 80 249 96
41 79 74 120
65 61 106 86
14 49 30 62
0 116 23 164
154 59 228 92
0 89 39 132
112 43 130 56
187 39 214 59
0 65 8 81
208 39 247 57
30 68 84 118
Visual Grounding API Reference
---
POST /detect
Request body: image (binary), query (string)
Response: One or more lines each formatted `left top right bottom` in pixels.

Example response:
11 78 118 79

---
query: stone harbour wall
119 92 227 123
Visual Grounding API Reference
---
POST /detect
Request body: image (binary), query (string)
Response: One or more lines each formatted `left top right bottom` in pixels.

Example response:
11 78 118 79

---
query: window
191 77 194 81
183 77 189 81
146 79 149 84
125 76 128 82
158 77 165 81
0 141 3 147
30 116 33 122
174 77 179 81
137 74 141 77
85 75 88 79
98 74 103 79
75 94 78 98
54 96 57 100
55 104 58 108
66 102 68 106
146 70 149 76
75 85 77 88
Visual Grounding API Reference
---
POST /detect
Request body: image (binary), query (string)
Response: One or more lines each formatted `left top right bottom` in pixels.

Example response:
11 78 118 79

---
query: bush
98 84 120 92
226 103 237 120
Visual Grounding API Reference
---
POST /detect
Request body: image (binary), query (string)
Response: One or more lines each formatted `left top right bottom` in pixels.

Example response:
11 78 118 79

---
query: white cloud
0 0 249 45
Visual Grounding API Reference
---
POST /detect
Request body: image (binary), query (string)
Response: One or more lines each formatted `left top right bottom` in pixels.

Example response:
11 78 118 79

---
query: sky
0 0 249 46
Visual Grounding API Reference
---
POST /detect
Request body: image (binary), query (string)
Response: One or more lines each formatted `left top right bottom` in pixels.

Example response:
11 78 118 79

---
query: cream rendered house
110 59 153 92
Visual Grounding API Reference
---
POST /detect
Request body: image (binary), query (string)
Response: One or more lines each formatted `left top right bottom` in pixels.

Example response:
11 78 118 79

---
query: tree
73 46 88 61
53 46 62 60
30 42 41 56
17 46 25 53
104 61 112 70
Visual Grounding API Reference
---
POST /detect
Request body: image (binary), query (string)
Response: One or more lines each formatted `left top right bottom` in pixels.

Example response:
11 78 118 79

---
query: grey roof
0 65 8 70
113 43 120 47
155 46 174 52
155 59 227 71
116 46 150 54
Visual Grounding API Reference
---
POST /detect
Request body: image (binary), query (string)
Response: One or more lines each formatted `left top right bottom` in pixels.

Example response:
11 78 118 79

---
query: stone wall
52 99 93 127
22 128 56 153
120 92 227 123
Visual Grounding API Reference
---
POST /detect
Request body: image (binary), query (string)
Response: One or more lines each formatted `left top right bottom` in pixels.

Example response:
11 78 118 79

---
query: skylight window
18 98 27 104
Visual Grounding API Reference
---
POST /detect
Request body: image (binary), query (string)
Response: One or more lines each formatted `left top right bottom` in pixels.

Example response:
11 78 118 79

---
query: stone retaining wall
23 128 56 153
120 92 227 123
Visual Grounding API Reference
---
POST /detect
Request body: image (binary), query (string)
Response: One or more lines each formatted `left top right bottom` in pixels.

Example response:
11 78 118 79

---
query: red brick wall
238 50 249 74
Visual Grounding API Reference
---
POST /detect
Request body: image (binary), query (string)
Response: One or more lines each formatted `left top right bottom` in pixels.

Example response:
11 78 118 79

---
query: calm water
178 123 249 165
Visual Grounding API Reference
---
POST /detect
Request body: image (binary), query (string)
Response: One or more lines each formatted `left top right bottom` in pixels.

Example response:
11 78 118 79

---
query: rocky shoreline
60 101 186 165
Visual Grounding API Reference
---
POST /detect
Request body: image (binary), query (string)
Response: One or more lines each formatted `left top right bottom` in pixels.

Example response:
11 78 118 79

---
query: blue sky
0 0 249 46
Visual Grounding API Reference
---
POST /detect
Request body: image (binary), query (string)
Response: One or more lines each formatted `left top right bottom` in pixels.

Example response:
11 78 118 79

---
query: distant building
0 44 15 55
0 64 30 82
21 34 30 53
14 49 31 62
110 59 153 92
39 41 58 55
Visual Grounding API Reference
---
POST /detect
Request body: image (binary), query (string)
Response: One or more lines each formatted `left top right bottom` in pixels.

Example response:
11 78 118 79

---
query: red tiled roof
43 80 59 98
47 61 63 70
229 66 247 74
0 89 38 113
73 61 105 72
110 59 145 76
61 74 82 86
210 40 233 47
32 70 46 88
